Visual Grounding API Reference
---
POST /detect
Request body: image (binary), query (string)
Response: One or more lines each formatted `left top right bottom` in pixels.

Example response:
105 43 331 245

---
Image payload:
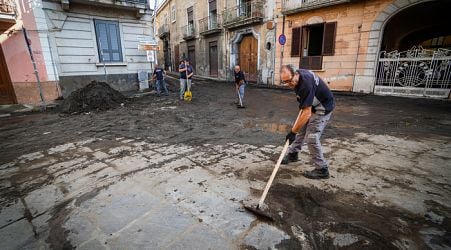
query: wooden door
0 45 16 104
174 44 179 67
188 45 195 71
239 35 257 82
209 41 218 76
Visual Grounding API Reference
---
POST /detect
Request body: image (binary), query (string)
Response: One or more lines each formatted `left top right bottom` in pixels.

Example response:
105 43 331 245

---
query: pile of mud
254 183 450 249
60 81 125 113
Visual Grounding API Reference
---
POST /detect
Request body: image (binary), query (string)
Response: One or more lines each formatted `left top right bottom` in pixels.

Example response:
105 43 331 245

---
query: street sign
146 50 155 62
278 34 286 46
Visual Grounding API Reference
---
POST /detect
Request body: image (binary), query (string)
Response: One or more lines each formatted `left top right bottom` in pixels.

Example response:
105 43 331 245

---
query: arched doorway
238 34 258 82
374 0 451 98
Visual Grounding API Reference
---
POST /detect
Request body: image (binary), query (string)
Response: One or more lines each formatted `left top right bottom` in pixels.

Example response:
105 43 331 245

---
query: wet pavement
0 79 450 249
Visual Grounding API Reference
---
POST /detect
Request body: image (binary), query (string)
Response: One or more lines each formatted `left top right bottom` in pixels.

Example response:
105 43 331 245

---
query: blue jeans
156 79 168 95
237 84 245 104
288 112 332 170
179 78 192 99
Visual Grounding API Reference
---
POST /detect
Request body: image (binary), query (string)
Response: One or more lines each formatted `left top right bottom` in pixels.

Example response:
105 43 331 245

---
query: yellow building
275 0 451 98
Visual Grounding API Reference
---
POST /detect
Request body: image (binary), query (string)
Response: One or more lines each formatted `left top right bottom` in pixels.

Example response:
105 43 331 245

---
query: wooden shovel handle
258 139 290 208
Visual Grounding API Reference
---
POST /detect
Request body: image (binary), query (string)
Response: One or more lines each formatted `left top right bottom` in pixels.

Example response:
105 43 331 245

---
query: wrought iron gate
375 46 451 98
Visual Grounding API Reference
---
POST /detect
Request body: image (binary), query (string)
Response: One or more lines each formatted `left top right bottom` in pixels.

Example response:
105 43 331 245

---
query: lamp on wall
288 20 292 28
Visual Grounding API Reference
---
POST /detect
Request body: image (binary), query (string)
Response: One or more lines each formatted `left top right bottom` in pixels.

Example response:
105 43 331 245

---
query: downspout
352 24 362 92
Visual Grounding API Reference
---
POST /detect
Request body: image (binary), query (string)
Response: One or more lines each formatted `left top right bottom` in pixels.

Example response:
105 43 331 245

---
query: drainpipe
23 27 46 111
352 24 362 91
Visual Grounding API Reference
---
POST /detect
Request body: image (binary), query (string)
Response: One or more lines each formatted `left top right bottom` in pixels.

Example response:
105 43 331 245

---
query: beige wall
274 0 433 93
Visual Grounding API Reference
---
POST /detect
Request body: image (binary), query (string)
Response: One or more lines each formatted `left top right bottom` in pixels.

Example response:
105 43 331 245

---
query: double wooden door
238 35 257 82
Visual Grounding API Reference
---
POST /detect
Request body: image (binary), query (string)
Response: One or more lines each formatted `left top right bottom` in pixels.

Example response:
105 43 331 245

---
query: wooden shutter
322 22 337 56
209 0 217 11
187 7 193 22
291 27 301 57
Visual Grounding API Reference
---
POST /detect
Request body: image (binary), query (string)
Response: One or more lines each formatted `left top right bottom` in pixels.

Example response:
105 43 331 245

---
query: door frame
229 29 260 74
0 44 17 104
209 41 218 76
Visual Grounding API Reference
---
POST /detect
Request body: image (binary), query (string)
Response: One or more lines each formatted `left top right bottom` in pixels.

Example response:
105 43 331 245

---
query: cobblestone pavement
0 80 450 249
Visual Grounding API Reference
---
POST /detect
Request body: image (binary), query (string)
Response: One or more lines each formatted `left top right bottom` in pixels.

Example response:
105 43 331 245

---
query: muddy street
0 79 450 249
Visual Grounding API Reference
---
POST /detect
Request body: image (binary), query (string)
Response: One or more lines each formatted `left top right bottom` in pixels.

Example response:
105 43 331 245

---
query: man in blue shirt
152 64 169 96
179 59 187 100
179 59 194 100
234 65 246 108
279 64 335 179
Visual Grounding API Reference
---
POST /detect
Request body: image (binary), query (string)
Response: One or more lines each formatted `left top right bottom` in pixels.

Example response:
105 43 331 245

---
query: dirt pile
60 81 125 113
255 183 449 249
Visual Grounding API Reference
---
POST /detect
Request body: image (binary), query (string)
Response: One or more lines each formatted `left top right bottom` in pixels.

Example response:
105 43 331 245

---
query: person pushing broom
279 64 335 179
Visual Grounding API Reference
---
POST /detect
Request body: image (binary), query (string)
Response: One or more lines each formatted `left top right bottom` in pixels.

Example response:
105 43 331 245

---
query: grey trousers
288 112 332 170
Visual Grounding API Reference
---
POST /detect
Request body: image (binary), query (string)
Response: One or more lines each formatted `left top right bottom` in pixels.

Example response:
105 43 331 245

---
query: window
171 5 176 23
94 20 123 62
187 6 193 25
187 6 194 34
208 0 217 29
291 22 337 70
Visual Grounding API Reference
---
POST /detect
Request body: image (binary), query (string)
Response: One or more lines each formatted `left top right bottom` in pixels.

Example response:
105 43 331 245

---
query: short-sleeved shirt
179 63 187 79
295 69 335 115
153 67 164 80
186 65 194 79
234 71 245 84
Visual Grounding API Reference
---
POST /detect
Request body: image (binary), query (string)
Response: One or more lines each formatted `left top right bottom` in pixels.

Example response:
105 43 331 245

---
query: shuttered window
187 6 193 22
322 22 337 56
209 0 217 11
94 20 123 62
290 27 301 57
298 21 337 70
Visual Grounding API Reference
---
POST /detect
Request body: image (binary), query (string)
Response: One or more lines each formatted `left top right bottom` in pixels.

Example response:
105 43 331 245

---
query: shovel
244 139 290 220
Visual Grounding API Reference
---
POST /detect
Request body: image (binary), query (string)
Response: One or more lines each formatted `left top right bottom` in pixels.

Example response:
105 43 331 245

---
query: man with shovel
234 65 246 109
279 64 335 179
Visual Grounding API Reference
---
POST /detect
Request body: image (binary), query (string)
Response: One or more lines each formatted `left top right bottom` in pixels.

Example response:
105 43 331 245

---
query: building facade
0 0 155 105
275 0 451 98
155 0 277 85
1 0 60 104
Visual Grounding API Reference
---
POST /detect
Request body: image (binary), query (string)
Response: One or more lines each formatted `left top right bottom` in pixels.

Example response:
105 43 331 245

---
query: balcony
222 1 264 29
198 15 222 36
282 0 354 15
182 23 195 40
60 0 148 17
0 0 16 33
158 24 169 38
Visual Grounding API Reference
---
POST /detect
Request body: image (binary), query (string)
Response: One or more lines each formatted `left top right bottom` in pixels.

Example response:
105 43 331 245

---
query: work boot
303 168 330 179
281 152 298 165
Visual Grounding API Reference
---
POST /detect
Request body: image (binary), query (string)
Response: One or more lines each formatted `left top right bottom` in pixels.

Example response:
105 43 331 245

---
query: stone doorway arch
366 0 451 98
230 29 260 82
354 0 437 94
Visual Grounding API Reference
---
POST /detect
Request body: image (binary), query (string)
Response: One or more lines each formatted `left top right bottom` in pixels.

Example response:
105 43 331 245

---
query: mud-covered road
0 78 450 249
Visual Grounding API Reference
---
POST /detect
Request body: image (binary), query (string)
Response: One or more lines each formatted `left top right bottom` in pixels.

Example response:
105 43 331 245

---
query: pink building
1 0 59 105
1 0 154 105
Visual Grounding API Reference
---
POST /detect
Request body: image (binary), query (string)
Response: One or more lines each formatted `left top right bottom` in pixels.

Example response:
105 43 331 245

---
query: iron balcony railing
158 24 169 37
222 1 264 28
117 0 147 4
198 15 222 34
0 0 16 15
182 23 195 39
282 0 351 13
